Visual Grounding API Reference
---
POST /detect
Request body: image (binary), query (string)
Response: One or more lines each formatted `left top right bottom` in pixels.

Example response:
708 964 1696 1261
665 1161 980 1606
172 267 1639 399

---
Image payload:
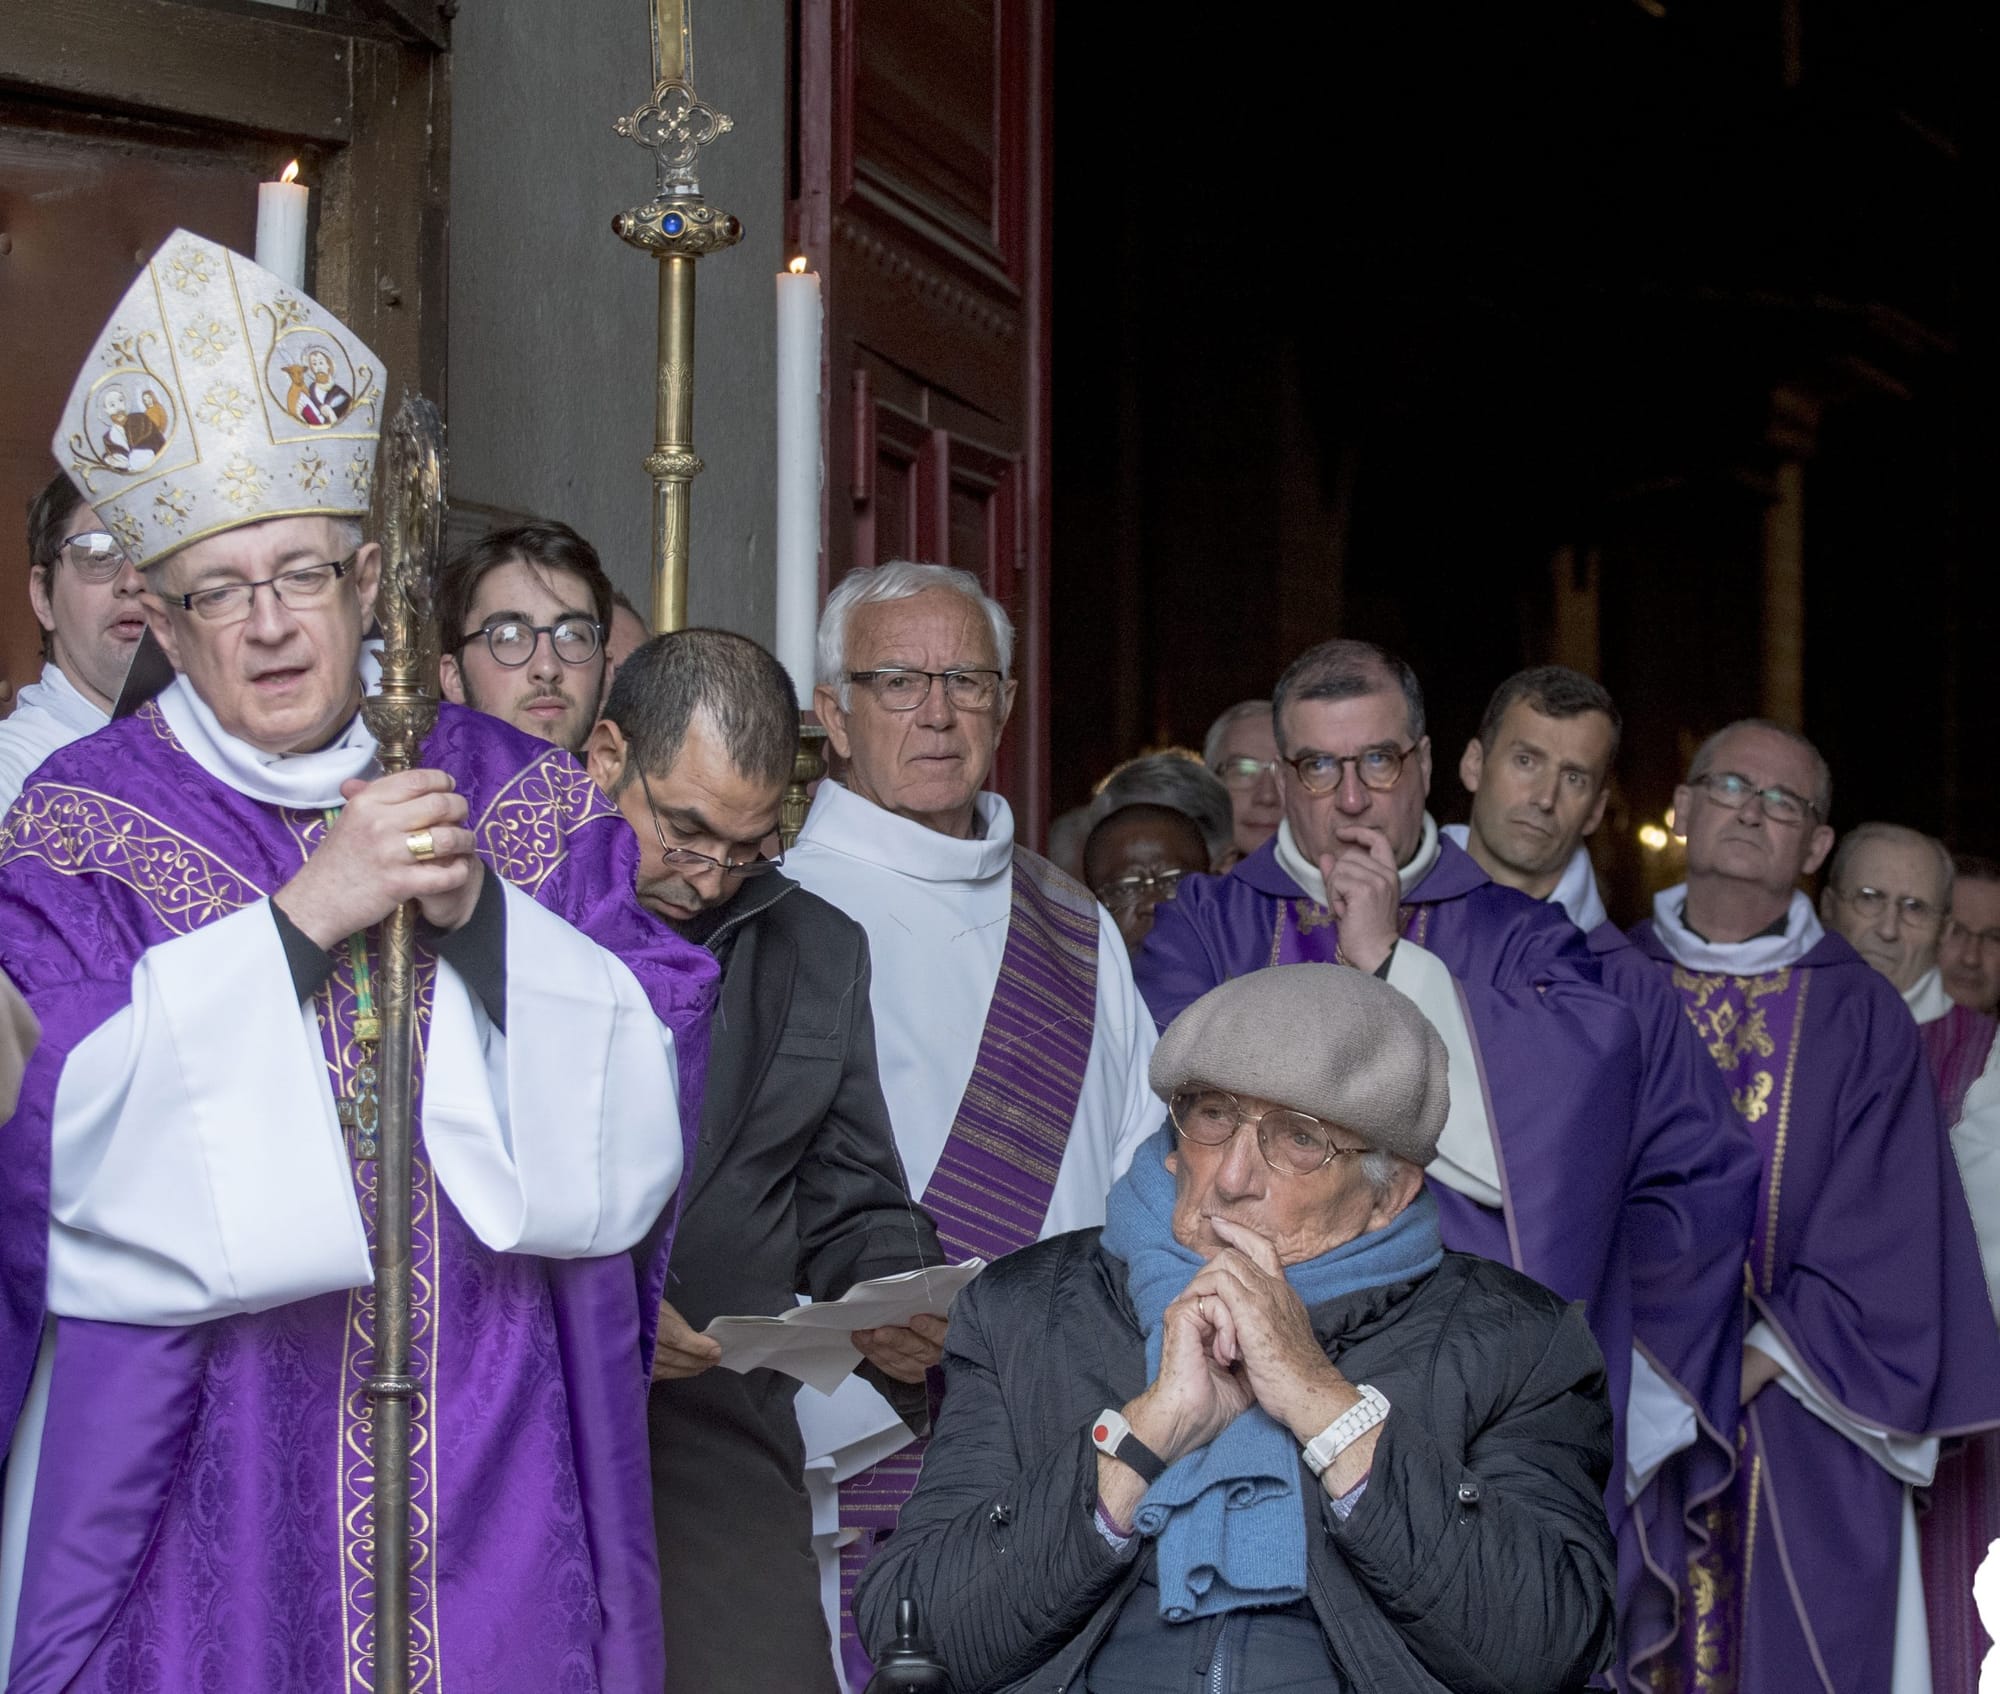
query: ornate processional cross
611 0 743 634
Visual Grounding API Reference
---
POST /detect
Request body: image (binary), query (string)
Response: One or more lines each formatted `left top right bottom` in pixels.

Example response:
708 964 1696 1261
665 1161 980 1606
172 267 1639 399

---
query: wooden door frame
1 0 451 410
791 0 1055 842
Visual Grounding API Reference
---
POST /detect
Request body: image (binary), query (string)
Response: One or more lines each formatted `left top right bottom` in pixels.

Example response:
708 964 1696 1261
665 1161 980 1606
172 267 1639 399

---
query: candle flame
788 255 809 274
281 159 301 186
1637 823 1670 852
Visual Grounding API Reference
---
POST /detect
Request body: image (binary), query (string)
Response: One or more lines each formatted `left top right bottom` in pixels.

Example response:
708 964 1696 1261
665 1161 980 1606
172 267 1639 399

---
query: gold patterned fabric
53 229 382 568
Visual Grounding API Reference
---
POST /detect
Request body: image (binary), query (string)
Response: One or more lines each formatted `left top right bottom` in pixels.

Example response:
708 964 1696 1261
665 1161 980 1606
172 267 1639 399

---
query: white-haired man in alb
783 560 1162 1688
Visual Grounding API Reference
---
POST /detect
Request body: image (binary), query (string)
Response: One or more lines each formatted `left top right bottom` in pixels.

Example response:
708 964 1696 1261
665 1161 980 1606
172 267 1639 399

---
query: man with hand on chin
1135 639 1645 1572
857 963 1617 1691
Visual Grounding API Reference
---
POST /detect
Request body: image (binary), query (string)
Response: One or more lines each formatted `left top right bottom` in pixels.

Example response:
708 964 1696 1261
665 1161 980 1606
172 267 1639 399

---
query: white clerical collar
1439 824 1609 934
1274 811 1440 907
1650 882 1824 974
16 663 112 737
795 777 1016 886
1904 966 1953 1026
159 645 383 810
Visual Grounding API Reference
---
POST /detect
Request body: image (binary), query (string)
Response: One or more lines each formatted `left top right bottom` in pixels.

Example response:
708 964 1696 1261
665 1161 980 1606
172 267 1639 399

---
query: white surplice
0 664 109 818
1650 883 1934 1694
1 669 686 1664
782 779 1161 1683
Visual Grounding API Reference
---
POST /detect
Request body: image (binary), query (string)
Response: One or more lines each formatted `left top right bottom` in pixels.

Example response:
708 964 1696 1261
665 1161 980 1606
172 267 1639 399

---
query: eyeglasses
1213 755 1280 792
1690 770 1819 826
161 554 354 623
1168 1087 1369 1177
847 668 1004 713
636 766 783 879
456 616 603 669
1094 868 1188 910
1284 743 1417 797
1834 885 1942 931
1946 919 2000 955
56 530 136 583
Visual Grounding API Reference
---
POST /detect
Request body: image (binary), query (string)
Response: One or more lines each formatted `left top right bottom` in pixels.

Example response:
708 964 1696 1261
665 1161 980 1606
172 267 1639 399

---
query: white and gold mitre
52 229 383 569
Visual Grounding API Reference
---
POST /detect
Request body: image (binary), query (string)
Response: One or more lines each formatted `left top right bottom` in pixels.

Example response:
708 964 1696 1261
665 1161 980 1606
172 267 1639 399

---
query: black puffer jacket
855 1231 1616 1693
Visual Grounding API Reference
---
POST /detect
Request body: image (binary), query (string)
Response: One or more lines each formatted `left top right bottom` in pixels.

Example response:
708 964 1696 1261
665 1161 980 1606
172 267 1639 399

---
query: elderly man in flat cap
856 964 1616 1692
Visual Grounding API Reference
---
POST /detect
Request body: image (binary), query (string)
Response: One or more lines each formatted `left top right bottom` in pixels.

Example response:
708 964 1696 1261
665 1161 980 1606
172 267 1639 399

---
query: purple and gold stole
838 847 1100 1681
1664 965 1812 1694
1919 1004 1999 1129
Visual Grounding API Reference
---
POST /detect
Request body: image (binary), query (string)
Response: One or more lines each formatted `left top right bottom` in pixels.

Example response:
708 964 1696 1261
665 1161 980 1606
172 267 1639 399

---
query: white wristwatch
1301 1384 1390 1477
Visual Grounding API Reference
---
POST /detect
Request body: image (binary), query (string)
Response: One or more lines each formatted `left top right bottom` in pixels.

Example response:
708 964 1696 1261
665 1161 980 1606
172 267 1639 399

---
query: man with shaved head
1628 723 2000 1693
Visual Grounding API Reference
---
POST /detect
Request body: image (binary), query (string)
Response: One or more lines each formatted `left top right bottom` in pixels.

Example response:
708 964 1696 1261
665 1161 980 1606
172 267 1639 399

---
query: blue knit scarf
1099 1128 1444 1621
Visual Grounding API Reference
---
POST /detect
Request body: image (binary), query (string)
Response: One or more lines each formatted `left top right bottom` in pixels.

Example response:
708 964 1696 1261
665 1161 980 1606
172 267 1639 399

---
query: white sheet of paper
703 1259 985 1394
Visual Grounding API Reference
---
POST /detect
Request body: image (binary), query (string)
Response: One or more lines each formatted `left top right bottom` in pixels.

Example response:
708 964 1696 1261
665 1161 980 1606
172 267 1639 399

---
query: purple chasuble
1136 836 1641 1485
0 701 718 1694
1584 923 1761 1692
1915 1001 2000 1694
837 848 1099 1684
1627 920 2000 1694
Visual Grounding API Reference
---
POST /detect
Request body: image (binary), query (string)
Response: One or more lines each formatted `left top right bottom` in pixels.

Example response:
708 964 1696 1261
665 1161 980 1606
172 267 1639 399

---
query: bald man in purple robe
1629 718 2000 1693
1134 639 1656 1641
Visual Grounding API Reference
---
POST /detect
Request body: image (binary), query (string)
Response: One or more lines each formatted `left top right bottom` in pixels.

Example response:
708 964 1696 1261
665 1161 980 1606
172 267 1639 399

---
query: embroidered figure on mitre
53 228 380 569
282 345 354 427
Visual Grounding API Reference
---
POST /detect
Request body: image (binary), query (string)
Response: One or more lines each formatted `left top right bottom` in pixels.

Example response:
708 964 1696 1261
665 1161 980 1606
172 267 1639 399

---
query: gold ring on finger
406 828 437 862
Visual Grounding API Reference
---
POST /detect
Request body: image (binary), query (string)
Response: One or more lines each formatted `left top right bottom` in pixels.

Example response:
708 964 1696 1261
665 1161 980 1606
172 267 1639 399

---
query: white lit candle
775 255 824 705
256 160 309 290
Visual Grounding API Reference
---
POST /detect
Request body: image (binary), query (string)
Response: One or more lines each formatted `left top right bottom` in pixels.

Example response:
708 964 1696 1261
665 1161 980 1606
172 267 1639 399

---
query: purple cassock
1626 920 2000 1694
1134 837 1664 1624
0 700 718 1694
1583 924 1761 1690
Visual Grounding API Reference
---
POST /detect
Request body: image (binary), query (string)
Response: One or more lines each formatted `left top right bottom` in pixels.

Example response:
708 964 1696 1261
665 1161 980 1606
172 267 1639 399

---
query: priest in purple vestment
0 231 719 1694
1451 664 1760 1692
1628 718 2000 1694
1819 820 2000 1694
1132 639 1648 1637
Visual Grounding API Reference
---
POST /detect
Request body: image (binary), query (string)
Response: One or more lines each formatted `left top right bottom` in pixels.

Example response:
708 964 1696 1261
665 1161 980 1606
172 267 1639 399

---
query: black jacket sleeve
1325 1298 1617 1691
790 939 946 1421
853 1261 1136 1690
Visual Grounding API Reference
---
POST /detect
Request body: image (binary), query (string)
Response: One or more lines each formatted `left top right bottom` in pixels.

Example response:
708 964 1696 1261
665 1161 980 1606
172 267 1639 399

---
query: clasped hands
651 1300 948 1386
1315 826 1401 974
273 770 485 948
1112 1217 1374 1506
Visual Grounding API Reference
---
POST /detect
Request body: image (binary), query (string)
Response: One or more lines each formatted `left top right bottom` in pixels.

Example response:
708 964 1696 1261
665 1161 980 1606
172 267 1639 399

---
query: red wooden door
793 0 1054 842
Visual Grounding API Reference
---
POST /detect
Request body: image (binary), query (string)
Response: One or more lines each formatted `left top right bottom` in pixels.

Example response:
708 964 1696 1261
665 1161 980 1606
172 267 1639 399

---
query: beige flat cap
1149 963 1449 1167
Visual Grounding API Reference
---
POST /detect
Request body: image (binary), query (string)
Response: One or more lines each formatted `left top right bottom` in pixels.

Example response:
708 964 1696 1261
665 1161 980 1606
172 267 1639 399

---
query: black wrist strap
1108 1429 1165 1484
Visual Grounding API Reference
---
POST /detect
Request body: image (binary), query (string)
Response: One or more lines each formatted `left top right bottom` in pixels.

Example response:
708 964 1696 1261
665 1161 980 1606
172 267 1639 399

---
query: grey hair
1359 1149 1402 1197
1087 752 1235 866
1827 821 1953 906
815 560 1014 710
1271 638 1426 755
1686 718 1833 821
152 513 367 588
1202 699 1272 769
